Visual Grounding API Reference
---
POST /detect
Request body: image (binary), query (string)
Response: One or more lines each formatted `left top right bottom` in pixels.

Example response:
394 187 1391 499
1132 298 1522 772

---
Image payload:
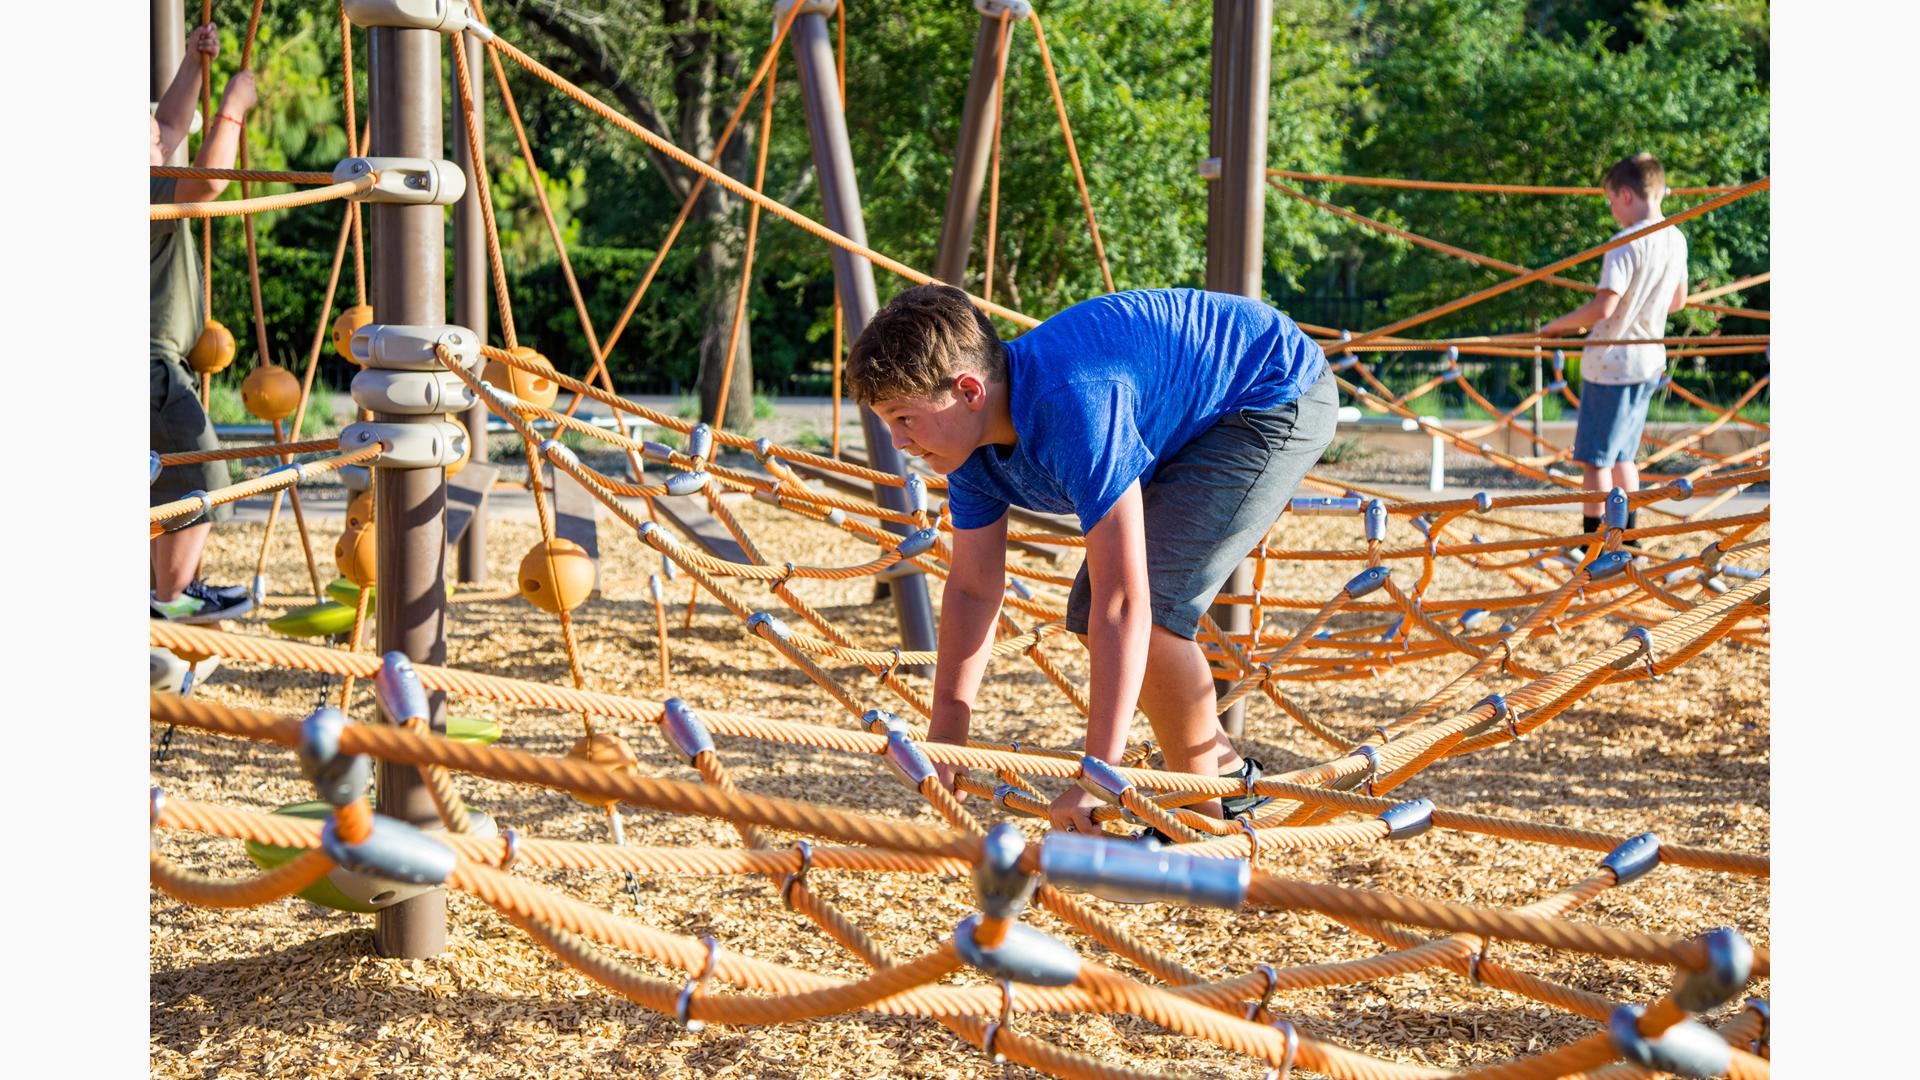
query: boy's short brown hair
1602 153 1666 200
847 284 1006 405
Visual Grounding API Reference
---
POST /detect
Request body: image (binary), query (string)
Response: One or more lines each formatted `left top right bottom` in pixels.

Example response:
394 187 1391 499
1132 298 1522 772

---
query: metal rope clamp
1328 745 1380 795
1607 1005 1731 1079
537 439 577 468
333 156 469 206
150 450 162 486
1260 1018 1300 1080
954 915 1081 987
675 936 721 1032
1363 499 1388 542
1584 550 1635 582
1672 927 1754 1013
375 652 430 726
973 824 1039 921
746 612 792 642
1074 755 1139 823
319 813 457 909
1344 566 1391 599
1605 488 1631 531
880 527 940 582
1620 627 1660 680
1601 832 1661 886
1743 998 1770 1055
1038 832 1250 909
1379 798 1435 841
685 424 715 466
1461 693 1509 739
881 730 937 791
664 470 709 497
780 840 813 909
981 980 1017 1064
297 706 373 808
863 708 908 737
906 474 930 516
661 698 715 765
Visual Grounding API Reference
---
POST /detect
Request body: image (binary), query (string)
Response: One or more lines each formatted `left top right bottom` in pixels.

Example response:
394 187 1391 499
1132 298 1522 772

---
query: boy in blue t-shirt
849 285 1337 835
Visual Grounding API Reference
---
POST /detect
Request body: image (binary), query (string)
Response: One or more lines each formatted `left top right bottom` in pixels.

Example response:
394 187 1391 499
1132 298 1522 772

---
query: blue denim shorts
1572 378 1659 468
1064 369 1339 640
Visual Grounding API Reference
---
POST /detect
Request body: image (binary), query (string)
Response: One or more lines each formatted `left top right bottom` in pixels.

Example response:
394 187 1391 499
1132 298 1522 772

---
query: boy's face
1604 184 1645 227
871 373 991 475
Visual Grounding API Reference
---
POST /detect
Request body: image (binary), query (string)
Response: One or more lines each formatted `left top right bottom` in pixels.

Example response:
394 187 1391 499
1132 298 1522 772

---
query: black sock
1582 514 1602 535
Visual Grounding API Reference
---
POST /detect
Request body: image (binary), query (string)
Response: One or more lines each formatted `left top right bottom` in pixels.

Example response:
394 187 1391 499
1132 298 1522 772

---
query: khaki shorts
151 350 232 521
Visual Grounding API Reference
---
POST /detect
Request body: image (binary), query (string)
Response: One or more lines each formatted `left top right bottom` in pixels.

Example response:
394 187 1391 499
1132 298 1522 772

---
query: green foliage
175 0 1764 410
1300 0 1769 339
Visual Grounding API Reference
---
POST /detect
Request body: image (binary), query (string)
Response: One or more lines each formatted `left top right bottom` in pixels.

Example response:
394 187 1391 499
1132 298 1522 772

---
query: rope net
151 9 1769 1078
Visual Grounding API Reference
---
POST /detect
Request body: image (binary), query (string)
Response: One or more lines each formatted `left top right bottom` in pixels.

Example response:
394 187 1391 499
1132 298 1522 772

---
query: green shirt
150 177 202 359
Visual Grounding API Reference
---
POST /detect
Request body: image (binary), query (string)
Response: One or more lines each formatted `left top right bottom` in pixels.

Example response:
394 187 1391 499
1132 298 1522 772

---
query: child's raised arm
154 24 219 159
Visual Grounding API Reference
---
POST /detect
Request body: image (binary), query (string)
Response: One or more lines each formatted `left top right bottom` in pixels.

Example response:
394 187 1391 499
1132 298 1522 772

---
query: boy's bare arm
177 71 258 203
1052 482 1151 833
155 24 219 159
1537 289 1620 337
926 514 1010 792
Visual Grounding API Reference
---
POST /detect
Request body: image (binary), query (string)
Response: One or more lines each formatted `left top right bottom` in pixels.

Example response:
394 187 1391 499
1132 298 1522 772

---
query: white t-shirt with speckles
1581 215 1689 385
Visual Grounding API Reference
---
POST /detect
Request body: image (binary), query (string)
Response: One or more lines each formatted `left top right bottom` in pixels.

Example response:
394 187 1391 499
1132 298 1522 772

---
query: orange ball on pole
188 319 237 375
333 304 375 362
334 523 378 587
518 538 595 613
482 345 559 412
563 732 639 807
241 364 301 421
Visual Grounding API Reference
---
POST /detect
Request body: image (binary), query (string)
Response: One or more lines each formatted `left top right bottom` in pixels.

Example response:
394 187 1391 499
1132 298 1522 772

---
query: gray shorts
151 350 232 521
1065 368 1338 640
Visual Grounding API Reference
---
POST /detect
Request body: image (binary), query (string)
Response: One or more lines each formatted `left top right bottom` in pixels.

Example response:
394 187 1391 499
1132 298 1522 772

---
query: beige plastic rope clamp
349 324 482 372
342 0 491 39
975 0 1032 17
772 0 839 21
675 936 721 1031
333 156 467 206
339 420 469 469
350 369 478 415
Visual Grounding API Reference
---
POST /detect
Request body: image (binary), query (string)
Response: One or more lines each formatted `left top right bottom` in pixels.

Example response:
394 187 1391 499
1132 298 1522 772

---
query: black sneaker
1221 757 1274 819
151 581 254 624
199 579 253 604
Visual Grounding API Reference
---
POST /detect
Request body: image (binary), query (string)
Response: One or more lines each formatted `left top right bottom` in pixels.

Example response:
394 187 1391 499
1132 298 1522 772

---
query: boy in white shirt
1539 152 1689 537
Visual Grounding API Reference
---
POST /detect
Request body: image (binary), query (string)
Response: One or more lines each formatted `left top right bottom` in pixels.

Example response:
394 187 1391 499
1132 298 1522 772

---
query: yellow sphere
564 732 638 807
241 364 301 422
482 345 559 412
188 319 237 375
445 427 472 477
518 537 595 613
345 491 375 532
334 523 378 587
333 304 375 362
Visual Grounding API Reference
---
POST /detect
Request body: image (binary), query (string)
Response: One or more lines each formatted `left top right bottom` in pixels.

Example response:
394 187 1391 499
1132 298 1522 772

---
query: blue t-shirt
945 288 1326 532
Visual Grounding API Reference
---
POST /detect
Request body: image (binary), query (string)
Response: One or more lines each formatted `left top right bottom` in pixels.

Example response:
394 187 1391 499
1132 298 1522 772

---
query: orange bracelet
214 113 245 128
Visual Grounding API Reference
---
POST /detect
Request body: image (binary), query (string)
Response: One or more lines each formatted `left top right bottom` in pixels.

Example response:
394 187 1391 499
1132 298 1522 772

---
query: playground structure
150 2 1770 1077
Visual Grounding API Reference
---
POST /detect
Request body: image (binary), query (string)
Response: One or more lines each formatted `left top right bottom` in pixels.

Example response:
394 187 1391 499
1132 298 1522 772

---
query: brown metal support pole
152 0 188 166
784 0 939 671
932 3 1024 285
452 31 489 583
368 23 448 959
1204 0 1271 739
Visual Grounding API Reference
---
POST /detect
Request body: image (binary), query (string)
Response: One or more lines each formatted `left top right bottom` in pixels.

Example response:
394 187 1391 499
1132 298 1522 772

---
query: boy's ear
954 370 987 408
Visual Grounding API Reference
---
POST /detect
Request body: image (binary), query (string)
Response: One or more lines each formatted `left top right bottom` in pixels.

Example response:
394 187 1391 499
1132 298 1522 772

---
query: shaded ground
152 495 1769 1079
